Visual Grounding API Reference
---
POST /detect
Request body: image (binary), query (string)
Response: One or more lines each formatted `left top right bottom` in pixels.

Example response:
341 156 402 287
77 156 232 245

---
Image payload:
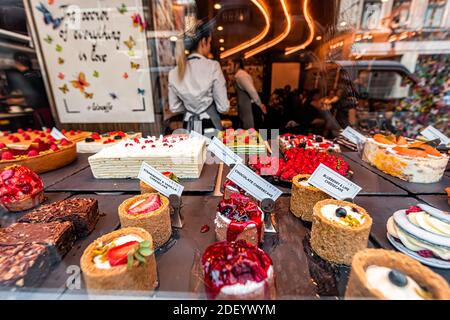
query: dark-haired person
228 57 266 129
168 23 229 133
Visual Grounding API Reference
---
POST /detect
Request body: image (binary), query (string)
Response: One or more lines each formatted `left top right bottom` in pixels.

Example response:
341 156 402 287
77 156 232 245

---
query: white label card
308 164 362 200
50 127 66 140
227 163 282 202
341 127 367 144
138 162 184 197
420 126 450 145
207 137 243 166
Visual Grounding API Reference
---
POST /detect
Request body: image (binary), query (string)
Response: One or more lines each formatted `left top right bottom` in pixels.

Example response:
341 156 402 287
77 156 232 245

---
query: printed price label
420 126 450 145
138 162 184 197
50 127 66 140
207 137 243 166
227 163 282 202
341 127 367 145
308 164 362 200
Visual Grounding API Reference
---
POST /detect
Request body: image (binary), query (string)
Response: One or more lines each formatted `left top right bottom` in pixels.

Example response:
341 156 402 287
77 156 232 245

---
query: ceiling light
169 36 178 42
220 47 225 51
219 38 224 43
316 36 322 41
214 3 221 10
217 26 223 31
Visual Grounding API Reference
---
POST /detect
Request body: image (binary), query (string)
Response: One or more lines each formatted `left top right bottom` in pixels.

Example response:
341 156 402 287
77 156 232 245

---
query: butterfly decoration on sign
71 72 90 93
55 44 62 52
137 88 145 96
130 62 140 70
84 92 94 99
109 93 118 100
57 57 64 65
57 72 65 80
124 36 136 50
117 3 127 14
36 2 64 29
123 72 129 79
131 13 147 32
58 84 69 94
43 35 53 44
93 70 99 78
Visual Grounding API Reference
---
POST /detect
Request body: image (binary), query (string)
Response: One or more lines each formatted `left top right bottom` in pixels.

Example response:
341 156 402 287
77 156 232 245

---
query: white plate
387 233 450 269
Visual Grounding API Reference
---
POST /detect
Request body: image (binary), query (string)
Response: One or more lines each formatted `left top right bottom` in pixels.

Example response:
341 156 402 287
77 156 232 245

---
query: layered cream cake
218 128 266 155
387 203 450 267
88 134 206 179
362 134 448 183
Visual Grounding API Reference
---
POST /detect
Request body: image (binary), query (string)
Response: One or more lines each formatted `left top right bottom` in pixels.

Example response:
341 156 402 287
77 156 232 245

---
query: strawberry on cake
215 193 264 247
201 240 276 300
0 165 44 212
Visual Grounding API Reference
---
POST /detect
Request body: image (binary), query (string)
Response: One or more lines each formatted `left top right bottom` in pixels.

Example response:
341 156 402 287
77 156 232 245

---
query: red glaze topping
0 165 43 204
405 206 422 215
127 194 162 215
201 240 272 299
217 193 263 243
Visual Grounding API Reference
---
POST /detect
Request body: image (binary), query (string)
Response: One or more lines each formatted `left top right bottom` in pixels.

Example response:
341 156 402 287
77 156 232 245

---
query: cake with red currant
345 249 450 300
279 134 340 153
76 131 142 153
218 128 266 154
118 193 171 248
201 240 275 300
0 165 44 212
0 128 77 173
140 172 179 194
215 193 264 247
88 134 206 179
386 203 450 268
80 227 157 293
311 199 372 265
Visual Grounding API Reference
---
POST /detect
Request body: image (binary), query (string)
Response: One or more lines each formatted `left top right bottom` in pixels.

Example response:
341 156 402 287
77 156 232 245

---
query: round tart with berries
118 193 171 248
80 227 157 293
140 172 179 194
290 174 330 222
0 129 77 174
0 165 44 212
215 194 264 247
345 249 450 300
311 199 372 265
202 240 275 300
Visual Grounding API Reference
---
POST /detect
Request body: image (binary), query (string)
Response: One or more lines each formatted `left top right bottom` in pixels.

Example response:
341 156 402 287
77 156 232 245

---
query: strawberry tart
387 203 450 268
118 193 171 248
80 227 157 293
215 193 264 247
218 128 266 154
362 134 448 183
201 240 276 300
76 131 142 153
0 165 44 212
88 134 206 179
279 134 341 153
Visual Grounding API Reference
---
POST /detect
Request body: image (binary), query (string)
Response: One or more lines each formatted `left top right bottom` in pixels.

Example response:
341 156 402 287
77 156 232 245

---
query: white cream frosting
320 204 365 226
94 234 144 269
365 265 428 300
407 211 450 236
220 266 273 296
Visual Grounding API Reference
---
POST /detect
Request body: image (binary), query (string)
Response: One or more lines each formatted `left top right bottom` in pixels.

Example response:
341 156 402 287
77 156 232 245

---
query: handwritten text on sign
420 126 450 145
138 162 184 197
227 164 282 201
308 164 362 200
341 127 367 145
207 137 243 166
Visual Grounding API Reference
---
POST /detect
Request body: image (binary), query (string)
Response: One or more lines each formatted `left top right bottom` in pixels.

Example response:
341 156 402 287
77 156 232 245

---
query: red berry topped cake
76 131 142 153
201 240 275 300
215 193 264 246
0 165 44 212
279 134 341 153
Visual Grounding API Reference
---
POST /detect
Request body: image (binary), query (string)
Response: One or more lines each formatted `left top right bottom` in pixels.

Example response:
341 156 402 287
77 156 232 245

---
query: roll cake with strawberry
0 165 44 212
345 249 450 300
140 172 179 194
215 193 264 247
362 134 448 183
118 193 171 248
202 240 275 300
80 227 157 293
290 174 331 221
311 199 372 265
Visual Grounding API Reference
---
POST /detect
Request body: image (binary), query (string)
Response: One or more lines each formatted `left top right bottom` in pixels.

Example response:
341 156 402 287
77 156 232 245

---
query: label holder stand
261 198 277 234
169 194 183 229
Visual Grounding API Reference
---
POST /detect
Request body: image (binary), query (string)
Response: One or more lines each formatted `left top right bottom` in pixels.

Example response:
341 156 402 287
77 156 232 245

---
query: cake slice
0 243 52 287
0 221 75 263
19 198 99 238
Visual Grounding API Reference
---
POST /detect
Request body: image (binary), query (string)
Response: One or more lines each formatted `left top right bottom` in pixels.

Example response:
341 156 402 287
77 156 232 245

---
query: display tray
342 152 450 195
46 162 220 194
354 196 450 280
416 195 449 212
41 153 91 189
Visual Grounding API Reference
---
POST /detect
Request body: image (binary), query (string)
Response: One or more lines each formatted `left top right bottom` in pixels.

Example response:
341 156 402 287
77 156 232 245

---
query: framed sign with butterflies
24 0 155 123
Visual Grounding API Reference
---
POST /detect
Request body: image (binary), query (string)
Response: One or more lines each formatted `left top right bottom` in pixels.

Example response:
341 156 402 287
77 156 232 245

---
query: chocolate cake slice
0 222 75 263
0 243 52 287
18 198 99 238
